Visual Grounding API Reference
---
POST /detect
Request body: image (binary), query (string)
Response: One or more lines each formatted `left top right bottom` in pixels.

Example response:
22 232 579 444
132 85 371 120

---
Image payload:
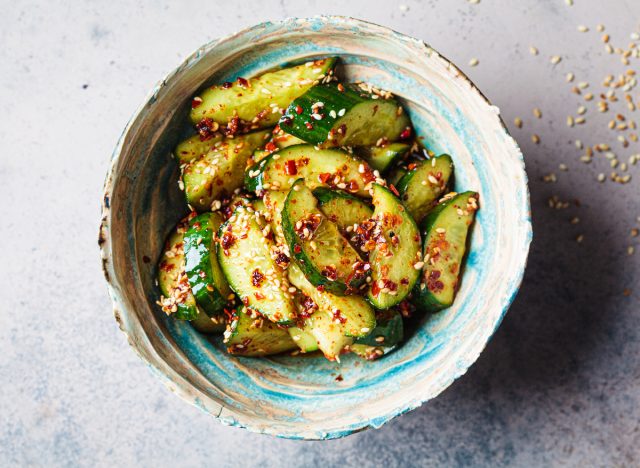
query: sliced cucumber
414 191 479 312
349 344 389 360
217 206 296 325
225 306 296 356
190 58 336 129
288 326 319 353
184 212 230 317
279 82 411 148
396 155 454 221
282 180 367 295
157 220 200 321
191 311 226 334
271 126 306 149
367 184 422 309
288 264 375 339
245 144 375 198
182 129 270 211
174 133 223 164
312 187 373 232
388 167 407 186
354 309 403 347
355 143 410 173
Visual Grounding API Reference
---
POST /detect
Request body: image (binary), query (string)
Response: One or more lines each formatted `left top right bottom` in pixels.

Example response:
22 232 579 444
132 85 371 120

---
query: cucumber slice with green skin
288 326 319 353
191 311 226 334
271 126 306 149
312 187 373 232
388 167 407 186
217 206 297 325
396 155 454 222
190 58 336 129
288 264 375 339
349 344 391 360
354 310 403 347
225 306 296 356
157 220 200 321
182 129 270 211
355 143 410 173
245 144 376 198
414 191 479 312
279 82 411 149
184 213 231 317
174 133 224 164
282 180 367 295
367 184 422 309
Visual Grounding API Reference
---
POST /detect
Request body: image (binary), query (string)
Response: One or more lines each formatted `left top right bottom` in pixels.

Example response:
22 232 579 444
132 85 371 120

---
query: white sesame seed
550 55 562 64
529 46 539 56
577 25 589 32
468 58 479 67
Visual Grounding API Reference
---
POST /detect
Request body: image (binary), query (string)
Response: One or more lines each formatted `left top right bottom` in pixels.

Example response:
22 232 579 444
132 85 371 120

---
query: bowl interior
103 17 530 439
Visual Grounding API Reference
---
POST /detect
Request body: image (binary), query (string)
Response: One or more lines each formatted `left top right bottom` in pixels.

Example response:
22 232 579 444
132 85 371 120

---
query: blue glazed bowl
99 16 531 439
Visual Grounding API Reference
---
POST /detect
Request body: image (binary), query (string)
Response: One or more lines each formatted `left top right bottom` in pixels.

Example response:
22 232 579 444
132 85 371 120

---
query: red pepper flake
221 81 233 89
236 77 249 88
293 244 302 254
400 127 412 139
191 97 203 109
220 230 236 251
407 162 418 171
295 105 303 115
332 309 347 323
159 261 175 272
318 173 332 184
335 374 343 382
305 122 314 130
251 268 265 287
347 180 359 192
265 141 277 153
321 266 338 281
337 124 347 135
275 252 290 268
389 184 400 197
225 115 240 136
254 292 265 300
299 295 318 318
337 83 345 92
195 117 218 141
426 270 444 292
285 160 298 176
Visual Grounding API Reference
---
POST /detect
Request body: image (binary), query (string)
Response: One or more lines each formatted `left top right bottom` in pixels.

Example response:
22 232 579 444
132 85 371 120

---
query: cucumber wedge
157 220 200 321
217 206 296 325
355 143 410 173
288 264 375 339
157 219 225 333
354 309 403 347
271 126 306 149
396 155 454 221
225 306 296 356
174 133 223 164
312 187 373 232
182 129 270 211
414 191 479 312
190 58 336 129
184 213 230 317
282 180 367 295
288 326 319 353
367 184 422 309
279 82 411 148
245 144 376 198
388 167 407 186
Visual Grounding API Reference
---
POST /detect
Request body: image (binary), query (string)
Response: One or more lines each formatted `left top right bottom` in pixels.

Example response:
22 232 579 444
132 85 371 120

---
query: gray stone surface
1 0 639 466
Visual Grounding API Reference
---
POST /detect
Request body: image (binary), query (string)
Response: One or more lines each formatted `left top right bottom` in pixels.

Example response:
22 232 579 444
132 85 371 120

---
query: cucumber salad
157 57 479 362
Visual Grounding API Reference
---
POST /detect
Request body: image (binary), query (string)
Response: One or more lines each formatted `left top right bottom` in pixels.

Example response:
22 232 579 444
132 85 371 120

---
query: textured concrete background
1 0 639 466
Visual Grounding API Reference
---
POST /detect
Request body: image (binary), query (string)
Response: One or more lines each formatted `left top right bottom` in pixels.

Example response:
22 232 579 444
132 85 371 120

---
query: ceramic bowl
99 16 531 439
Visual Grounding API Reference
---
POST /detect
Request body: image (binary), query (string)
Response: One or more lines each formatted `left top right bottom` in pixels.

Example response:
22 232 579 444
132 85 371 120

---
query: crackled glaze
99 16 531 440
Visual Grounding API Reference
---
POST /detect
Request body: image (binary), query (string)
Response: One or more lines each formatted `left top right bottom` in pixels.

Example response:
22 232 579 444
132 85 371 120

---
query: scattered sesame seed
567 116 575 127
597 173 606 182
628 246 635 256
597 24 605 32
577 25 589 32
529 46 539 56
550 55 562 64
514 117 523 128
566 72 575 82
469 58 479 67
576 234 584 243
399 4 409 11
531 134 540 144
533 108 542 118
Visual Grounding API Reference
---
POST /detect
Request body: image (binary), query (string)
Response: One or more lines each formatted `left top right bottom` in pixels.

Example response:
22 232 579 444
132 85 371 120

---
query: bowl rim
99 15 532 440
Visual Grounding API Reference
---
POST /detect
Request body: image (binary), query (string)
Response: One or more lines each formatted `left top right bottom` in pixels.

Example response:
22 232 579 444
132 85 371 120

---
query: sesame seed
529 46 539 56
435 227 446 234
531 134 540 144
576 234 584 243
628 246 635 256
468 58 479 67
577 25 589 32
514 117 523 128
597 173 606 182
566 72 575 82
338 108 346 117
597 24 605 32
567 116 575 127
413 262 424 270
570 217 580 224
550 55 562 64
533 108 542 118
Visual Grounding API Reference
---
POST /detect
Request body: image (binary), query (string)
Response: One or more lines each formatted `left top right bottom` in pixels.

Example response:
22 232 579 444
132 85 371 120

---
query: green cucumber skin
282 180 366 295
190 58 336 128
367 184 422 309
356 143 410 173
414 191 479 312
157 223 200 321
279 83 411 148
245 144 375 198
396 155 454 222
184 213 230 317
312 187 373 231
354 310 404 347
191 311 226 334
